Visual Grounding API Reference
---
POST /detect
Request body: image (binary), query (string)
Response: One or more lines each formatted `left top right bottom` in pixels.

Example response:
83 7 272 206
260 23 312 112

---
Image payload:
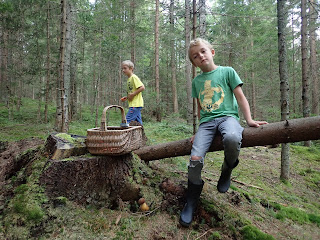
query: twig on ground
194 228 215 240
231 178 264 190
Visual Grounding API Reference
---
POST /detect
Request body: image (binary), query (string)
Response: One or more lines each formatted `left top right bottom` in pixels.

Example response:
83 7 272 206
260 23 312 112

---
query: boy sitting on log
180 38 267 227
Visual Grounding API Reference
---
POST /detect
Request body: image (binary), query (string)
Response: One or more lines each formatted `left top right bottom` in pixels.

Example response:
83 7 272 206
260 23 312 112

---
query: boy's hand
127 93 134 101
120 97 127 102
247 120 268 128
190 135 196 144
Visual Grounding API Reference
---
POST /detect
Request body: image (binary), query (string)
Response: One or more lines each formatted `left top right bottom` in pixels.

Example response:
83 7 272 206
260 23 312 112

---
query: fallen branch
135 116 320 161
231 178 264 190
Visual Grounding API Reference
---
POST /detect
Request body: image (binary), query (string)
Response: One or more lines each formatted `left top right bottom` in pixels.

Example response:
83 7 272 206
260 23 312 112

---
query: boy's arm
233 85 267 127
128 84 145 101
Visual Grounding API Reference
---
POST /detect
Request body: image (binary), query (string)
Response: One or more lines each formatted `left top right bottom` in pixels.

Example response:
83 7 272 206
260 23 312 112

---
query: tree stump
40 154 140 208
40 133 142 208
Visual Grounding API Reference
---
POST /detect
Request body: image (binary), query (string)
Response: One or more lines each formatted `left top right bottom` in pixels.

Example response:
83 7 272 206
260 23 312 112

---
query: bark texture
135 116 320 161
40 154 140 207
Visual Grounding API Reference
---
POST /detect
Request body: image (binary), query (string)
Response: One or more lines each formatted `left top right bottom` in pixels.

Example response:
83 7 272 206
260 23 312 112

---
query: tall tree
44 0 51 123
155 0 161 121
170 0 178 114
309 0 318 115
185 0 192 124
277 0 290 180
199 0 206 37
192 0 197 134
130 0 136 63
301 0 310 147
56 0 69 133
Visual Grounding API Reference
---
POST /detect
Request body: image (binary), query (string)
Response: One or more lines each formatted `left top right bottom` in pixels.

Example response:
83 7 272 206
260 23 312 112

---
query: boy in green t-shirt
120 60 145 125
179 38 267 227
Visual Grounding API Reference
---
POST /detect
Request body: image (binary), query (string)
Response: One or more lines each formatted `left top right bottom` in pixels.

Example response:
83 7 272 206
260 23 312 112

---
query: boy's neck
127 72 133 77
201 63 218 73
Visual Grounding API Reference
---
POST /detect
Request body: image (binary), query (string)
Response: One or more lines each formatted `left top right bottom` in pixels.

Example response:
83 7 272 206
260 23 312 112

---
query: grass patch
291 145 320 161
241 225 276 240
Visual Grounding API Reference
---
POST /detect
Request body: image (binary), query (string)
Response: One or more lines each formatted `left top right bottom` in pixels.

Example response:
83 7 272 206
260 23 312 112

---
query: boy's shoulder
218 66 235 72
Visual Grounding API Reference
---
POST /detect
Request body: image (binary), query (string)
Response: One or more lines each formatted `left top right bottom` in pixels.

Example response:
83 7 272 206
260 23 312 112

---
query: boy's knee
189 156 204 168
223 132 242 146
190 155 202 161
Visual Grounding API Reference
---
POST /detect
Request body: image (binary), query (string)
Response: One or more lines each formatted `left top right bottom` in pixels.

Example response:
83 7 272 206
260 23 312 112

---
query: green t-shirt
127 74 144 107
192 66 243 124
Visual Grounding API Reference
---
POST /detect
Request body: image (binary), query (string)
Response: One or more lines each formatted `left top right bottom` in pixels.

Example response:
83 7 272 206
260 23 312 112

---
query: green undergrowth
240 225 276 240
3 150 49 239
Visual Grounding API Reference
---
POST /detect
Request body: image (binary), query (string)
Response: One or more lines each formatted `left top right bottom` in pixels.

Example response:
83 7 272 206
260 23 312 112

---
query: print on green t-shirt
192 66 243 124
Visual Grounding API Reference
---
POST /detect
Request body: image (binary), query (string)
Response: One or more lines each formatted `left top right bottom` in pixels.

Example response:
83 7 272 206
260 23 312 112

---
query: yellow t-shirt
127 74 144 107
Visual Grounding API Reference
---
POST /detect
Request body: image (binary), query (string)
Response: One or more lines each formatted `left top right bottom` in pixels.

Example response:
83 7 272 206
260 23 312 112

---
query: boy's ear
211 49 215 56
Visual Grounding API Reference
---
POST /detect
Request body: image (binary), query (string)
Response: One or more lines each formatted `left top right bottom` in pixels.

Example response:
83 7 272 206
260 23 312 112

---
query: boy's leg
180 118 223 227
126 107 143 125
188 119 222 184
217 116 244 192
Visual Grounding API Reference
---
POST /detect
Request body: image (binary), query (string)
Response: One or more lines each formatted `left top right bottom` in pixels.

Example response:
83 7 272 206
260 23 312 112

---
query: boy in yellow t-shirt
120 60 145 125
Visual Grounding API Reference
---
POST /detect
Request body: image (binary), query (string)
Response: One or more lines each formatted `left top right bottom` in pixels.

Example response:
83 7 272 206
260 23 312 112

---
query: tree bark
130 0 136 64
301 0 310 147
199 0 206 37
277 0 290 180
309 0 318 115
170 0 178 114
155 0 161 122
40 154 140 207
44 0 51 123
56 0 67 132
185 0 192 125
135 116 320 162
192 0 197 134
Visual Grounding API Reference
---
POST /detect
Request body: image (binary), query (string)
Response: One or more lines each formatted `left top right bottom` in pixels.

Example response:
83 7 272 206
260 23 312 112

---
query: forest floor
0 99 319 239
0 135 319 240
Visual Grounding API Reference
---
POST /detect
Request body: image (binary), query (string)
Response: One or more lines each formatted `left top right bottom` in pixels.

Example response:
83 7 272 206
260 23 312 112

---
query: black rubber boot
217 159 239 193
179 180 204 227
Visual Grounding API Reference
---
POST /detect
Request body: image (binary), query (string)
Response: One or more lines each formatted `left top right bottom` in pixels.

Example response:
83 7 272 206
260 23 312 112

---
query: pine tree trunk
130 0 136 63
301 0 310 147
199 0 206 37
192 0 197 134
135 116 320 162
69 2 77 121
155 0 161 122
185 0 192 125
278 0 290 180
56 0 67 132
309 0 318 115
44 0 51 123
170 0 178 114
291 11 296 114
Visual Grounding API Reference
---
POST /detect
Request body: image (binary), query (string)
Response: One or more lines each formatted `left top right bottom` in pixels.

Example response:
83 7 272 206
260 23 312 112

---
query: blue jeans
188 116 244 184
126 107 143 125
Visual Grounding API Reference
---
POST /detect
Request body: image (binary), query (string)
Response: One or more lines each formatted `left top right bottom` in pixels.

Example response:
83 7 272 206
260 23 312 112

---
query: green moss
308 213 320 226
241 225 276 240
208 231 222 240
56 133 85 146
291 145 320 161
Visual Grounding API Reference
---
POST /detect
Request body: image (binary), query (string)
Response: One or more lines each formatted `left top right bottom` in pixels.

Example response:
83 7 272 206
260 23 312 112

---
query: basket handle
100 105 127 131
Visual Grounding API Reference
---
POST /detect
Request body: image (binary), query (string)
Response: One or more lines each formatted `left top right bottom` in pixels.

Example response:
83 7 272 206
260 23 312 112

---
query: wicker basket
86 105 143 156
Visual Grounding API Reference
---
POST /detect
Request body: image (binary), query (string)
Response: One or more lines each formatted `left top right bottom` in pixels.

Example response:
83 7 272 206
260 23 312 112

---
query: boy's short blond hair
188 38 213 62
122 60 134 69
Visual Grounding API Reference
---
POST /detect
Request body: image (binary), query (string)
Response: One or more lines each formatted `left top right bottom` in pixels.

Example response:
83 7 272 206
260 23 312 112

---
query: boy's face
122 65 133 77
189 43 215 71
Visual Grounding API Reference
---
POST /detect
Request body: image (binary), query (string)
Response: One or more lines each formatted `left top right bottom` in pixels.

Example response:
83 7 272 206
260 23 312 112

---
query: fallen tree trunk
135 116 320 161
